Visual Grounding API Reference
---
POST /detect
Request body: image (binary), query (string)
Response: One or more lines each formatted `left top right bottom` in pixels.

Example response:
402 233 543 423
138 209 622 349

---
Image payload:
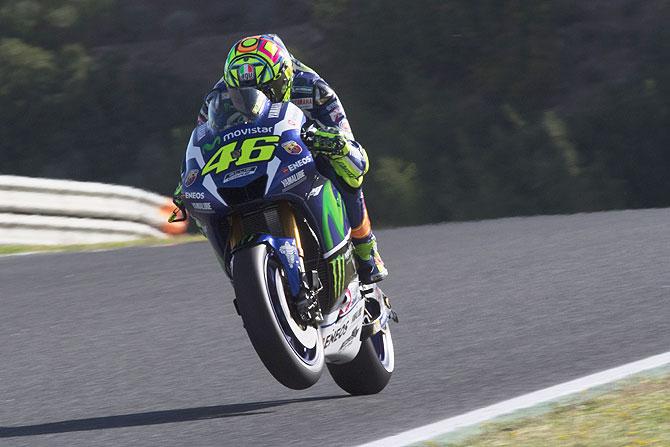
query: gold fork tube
279 201 304 257
228 214 242 249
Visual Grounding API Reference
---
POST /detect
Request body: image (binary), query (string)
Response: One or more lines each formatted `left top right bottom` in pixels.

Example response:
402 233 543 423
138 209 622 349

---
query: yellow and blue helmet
223 34 294 102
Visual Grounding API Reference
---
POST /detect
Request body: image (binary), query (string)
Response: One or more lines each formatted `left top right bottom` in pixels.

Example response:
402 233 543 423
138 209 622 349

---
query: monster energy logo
329 254 346 297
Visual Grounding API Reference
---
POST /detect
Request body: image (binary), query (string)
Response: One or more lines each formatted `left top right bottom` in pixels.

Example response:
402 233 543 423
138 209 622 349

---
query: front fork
229 202 323 325
227 202 304 257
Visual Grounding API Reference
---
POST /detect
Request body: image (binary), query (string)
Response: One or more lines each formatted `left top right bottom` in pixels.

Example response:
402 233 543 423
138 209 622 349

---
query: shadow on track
0 395 348 438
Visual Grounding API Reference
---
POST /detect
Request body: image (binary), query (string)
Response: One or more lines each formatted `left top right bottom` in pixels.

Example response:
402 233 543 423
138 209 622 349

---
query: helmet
223 34 294 102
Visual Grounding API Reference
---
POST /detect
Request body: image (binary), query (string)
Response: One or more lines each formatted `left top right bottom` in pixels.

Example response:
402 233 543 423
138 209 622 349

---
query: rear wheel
327 323 394 395
233 244 324 389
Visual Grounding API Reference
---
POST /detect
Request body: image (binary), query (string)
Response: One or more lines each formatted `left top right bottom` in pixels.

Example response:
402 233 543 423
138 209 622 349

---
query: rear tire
233 244 324 389
327 327 394 395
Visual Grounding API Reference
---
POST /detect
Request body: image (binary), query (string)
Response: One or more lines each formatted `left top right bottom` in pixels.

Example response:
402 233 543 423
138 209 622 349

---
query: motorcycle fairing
305 178 351 259
320 295 366 364
181 101 352 262
180 100 305 210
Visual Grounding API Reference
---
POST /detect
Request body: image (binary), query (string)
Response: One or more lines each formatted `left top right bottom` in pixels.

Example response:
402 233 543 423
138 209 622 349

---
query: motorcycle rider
178 34 387 284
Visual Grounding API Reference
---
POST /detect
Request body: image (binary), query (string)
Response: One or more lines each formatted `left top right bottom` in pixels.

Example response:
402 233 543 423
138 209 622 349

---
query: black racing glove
168 182 187 223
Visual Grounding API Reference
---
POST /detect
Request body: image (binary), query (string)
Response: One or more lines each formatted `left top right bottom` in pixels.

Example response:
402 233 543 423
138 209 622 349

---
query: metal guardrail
0 175 187 245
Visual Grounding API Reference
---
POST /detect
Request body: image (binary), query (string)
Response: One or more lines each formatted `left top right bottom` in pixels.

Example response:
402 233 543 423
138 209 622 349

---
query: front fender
232 233 302 297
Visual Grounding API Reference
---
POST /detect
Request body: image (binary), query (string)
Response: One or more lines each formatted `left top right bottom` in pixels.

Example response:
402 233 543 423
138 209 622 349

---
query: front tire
233 244 324 389
327 326 394 395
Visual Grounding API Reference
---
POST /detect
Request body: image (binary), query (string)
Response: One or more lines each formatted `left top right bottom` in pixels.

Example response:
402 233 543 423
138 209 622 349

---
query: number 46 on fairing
202 135 280 175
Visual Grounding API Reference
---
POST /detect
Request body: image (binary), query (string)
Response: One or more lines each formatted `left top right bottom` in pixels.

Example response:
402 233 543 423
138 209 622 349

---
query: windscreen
207 88 269 131
229 87 268 121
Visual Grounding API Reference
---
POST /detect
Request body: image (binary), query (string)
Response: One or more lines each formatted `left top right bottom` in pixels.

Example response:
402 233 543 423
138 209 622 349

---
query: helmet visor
228 87 268 121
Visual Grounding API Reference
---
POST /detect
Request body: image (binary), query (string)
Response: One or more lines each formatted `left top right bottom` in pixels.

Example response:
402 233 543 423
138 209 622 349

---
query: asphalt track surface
2 209 669 447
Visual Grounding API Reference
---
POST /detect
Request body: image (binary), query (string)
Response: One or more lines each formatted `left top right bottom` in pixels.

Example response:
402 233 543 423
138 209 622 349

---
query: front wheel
233 244 324 389
327 325 394 395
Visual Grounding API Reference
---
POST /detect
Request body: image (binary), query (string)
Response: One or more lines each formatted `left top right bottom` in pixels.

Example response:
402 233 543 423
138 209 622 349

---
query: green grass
421 372 670 447
0 234 206 255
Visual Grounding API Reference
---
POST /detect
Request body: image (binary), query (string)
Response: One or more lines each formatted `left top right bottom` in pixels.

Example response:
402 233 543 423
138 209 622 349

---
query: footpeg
389 309 399 323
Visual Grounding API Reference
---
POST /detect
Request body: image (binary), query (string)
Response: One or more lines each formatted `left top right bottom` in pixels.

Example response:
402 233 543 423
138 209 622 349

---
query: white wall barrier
0 175 187 245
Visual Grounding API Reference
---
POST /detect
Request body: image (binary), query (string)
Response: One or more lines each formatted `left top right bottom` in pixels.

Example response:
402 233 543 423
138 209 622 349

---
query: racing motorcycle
171 88 397 395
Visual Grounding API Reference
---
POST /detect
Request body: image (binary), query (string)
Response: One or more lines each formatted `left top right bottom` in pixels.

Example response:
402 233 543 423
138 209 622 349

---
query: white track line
358 351 670 447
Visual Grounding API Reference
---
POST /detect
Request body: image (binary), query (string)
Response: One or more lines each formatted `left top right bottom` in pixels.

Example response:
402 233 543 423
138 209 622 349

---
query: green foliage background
1 0 668 226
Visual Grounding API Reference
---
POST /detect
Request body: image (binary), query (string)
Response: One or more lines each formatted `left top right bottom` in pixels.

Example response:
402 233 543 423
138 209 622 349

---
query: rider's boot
353 234 388 284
